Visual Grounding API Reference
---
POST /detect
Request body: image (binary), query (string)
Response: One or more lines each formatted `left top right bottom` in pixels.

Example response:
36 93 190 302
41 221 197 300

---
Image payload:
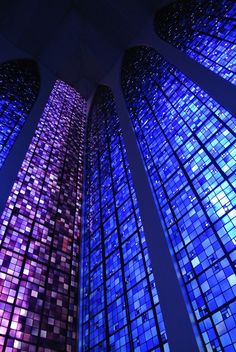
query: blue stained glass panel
0 59 40 167
121 46 236 350
155 0 236 85
79 85 169 351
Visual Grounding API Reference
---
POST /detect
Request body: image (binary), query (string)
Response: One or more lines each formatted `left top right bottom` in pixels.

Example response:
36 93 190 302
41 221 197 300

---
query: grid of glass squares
79 85 169 352
0 59 40 167
155 0 236 85
121 46 236 351
0 80 86 351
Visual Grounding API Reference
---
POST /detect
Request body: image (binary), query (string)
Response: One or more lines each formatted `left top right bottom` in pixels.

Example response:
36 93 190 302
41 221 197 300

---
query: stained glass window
0 80 86 351
0 59 40 167
155 0 236 85
79 85 169 352
121 46 236 351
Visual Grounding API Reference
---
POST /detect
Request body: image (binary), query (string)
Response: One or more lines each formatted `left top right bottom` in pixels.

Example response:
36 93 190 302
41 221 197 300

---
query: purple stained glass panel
0 80 86 351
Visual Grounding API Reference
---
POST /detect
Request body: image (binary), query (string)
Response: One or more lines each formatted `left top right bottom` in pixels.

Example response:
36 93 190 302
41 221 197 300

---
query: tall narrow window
0 80 86 351
155 0 236 85
0 59 40 167
121 46 236 351
79 85 169 352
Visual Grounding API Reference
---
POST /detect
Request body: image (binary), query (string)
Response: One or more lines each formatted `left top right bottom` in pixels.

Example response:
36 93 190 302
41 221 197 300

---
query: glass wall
79 85 169 352
0 80 86 351
0 59 40 167
155 0 236 85
121 46 236 351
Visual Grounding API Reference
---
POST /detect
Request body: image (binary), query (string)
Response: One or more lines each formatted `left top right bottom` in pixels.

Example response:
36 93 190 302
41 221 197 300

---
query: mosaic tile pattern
0 59 40 167
0 80 86 351
121 46 236 351
79 85 169 352
155 0 236 85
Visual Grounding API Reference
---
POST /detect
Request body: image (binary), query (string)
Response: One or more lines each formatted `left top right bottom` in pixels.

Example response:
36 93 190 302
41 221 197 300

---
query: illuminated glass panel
0 80 86 351
0 59 40 167
79 86 169 352
121 46 236 351
155 0 236 85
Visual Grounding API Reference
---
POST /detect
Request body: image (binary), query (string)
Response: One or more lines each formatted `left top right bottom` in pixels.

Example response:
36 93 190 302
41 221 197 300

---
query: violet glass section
0 59 40 167
0 80 86 351
155 0 236 85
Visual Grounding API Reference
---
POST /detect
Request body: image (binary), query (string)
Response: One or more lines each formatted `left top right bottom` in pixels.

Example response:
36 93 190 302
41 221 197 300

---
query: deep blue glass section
79 86 169 351
155 0 236 85
121 46 236 351
0 59 40 167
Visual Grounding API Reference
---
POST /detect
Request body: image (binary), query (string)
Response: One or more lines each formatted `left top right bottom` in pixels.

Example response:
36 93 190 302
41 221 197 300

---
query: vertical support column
102 62 200 351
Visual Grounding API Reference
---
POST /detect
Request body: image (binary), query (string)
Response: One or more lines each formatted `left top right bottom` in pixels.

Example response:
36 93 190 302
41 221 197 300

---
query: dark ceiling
0 0 170 98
